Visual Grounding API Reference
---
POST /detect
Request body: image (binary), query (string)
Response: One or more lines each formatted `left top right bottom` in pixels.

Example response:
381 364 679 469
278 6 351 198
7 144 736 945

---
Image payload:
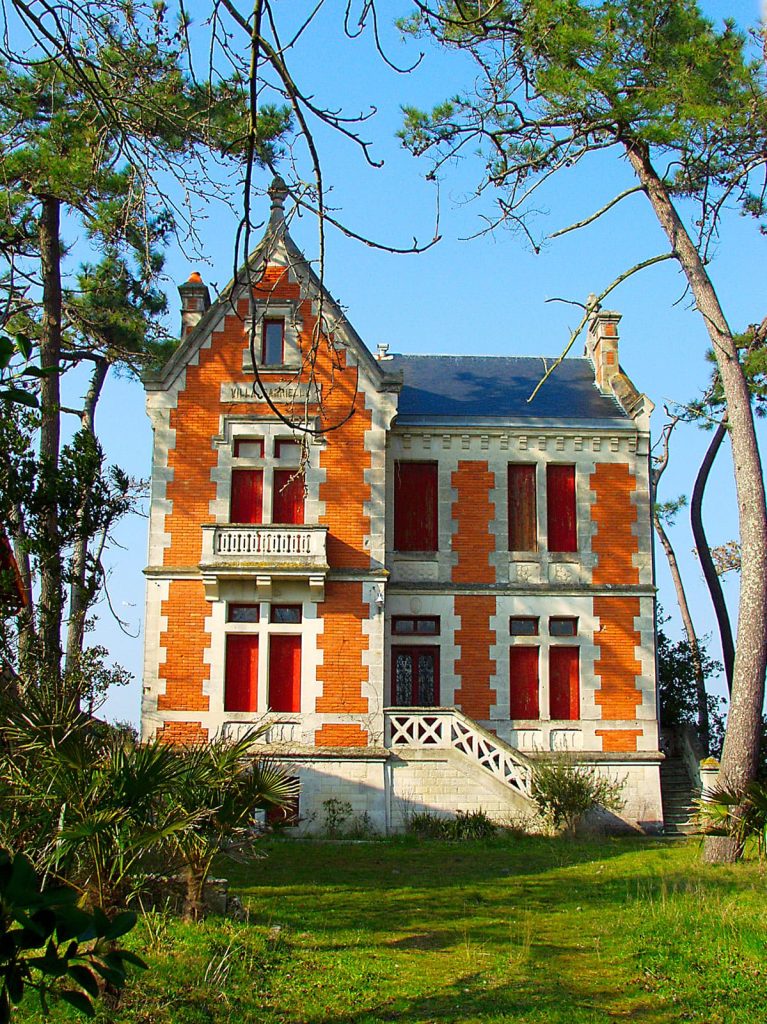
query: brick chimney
585 295 622 393
178 271 211 339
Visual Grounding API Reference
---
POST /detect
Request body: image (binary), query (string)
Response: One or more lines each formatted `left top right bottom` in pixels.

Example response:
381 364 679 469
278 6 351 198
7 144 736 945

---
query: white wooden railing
201 524 327 567
385 707 532 799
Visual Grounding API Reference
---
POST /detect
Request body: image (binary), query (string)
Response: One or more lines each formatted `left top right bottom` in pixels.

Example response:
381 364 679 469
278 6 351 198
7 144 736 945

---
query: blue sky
69 0 765 723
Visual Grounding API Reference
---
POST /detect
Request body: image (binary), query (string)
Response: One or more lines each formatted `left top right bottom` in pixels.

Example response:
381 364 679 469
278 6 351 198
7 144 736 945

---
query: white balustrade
385 706 532 798
201 524 327 568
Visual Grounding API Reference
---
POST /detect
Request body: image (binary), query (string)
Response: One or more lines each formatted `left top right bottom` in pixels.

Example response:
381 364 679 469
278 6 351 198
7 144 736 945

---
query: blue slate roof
387 355 628 425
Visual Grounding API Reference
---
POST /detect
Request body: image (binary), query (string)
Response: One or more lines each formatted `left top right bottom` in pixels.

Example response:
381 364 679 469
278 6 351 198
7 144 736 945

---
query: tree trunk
37 194 64 690
690 418 735 691
652 509 710 752
182 862 207 922
625 143 767 855
65 357 108 684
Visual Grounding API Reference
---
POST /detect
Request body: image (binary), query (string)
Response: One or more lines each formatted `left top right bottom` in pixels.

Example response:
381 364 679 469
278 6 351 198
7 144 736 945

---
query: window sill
392 551 439 560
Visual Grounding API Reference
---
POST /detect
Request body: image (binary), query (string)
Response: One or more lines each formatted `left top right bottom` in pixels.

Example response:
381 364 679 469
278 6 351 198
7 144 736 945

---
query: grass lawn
15 836 767 1023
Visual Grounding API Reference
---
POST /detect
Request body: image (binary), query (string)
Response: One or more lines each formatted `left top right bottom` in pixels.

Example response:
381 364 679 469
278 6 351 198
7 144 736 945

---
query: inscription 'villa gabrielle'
220 381 321 404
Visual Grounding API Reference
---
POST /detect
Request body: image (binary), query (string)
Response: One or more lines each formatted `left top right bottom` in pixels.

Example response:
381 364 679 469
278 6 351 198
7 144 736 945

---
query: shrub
404 808 497 840
321 799 352 837
694 782 767 856
531 759 625 835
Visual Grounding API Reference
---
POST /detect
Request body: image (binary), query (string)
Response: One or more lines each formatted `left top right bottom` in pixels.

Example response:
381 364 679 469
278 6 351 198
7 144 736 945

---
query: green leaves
0 849 145 1021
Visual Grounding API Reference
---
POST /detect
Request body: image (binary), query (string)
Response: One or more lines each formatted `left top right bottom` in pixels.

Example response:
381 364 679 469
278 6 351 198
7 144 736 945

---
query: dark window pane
510 617 539 636
262 319 284 364
508 464 537 551
270 605 302 624
228 604 260 623
392 618 415 635
550 617 578 636
395 652 413 705
392 616 440 635
418 653 436 705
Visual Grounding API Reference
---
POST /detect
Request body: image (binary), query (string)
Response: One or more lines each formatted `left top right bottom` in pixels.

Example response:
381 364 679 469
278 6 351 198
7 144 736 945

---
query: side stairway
384 707 535 825
660 757 700 836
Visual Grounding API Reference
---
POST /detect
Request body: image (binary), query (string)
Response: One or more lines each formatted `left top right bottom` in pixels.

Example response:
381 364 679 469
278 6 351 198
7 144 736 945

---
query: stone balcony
200 523 328 599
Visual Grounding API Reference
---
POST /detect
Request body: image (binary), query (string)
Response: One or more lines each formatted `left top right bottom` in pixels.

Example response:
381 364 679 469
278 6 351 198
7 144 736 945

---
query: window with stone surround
394 461 438 552
391 645 440 706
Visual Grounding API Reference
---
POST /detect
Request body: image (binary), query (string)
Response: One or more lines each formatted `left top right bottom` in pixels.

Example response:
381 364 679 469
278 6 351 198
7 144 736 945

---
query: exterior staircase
385 707 533 799
660 757 700 836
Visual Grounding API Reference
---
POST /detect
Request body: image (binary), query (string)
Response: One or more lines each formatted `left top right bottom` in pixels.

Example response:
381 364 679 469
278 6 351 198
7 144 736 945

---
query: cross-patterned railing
385 707 532 799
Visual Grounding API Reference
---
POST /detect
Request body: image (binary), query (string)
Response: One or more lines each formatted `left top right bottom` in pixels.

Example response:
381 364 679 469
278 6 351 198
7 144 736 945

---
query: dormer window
262 319 284 365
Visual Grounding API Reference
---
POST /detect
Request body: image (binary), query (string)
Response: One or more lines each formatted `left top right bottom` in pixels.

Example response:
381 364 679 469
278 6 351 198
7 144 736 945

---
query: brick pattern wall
595 728 643 753
314 723 369 747
315 581 369 720
163 296 250 567
157 580 211 712
453 595 497 720
593 595 643 751
590 463 639 585
450 461 497 720
451 461 496 584
156 721 209 744
318 365 372 570
156 261 375 738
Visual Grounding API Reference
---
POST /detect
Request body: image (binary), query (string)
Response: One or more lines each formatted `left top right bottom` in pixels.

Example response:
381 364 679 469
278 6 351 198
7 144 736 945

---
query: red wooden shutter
549 646 580 720
547 464 577 552
230 469 263 523
268 635 302 712
509 646 539 718
224 635 259 712
272 469 305 524
508 464 537 551
394 462 438 551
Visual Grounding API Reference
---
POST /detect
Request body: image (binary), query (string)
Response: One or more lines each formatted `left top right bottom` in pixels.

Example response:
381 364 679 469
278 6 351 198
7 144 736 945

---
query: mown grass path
15 836 767 1023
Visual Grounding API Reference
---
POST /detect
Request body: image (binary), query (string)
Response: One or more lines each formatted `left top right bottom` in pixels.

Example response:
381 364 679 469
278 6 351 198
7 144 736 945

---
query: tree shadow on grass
284 963 678 1024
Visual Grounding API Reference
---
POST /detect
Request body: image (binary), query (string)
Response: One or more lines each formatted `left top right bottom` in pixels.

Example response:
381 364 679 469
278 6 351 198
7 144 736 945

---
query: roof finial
268 174 288 220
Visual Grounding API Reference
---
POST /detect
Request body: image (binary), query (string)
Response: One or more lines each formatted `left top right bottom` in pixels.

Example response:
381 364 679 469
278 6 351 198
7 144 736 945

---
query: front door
392 646 440 706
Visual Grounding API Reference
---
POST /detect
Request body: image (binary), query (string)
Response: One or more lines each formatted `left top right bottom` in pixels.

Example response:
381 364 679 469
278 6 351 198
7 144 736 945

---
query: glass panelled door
392 646 440 706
